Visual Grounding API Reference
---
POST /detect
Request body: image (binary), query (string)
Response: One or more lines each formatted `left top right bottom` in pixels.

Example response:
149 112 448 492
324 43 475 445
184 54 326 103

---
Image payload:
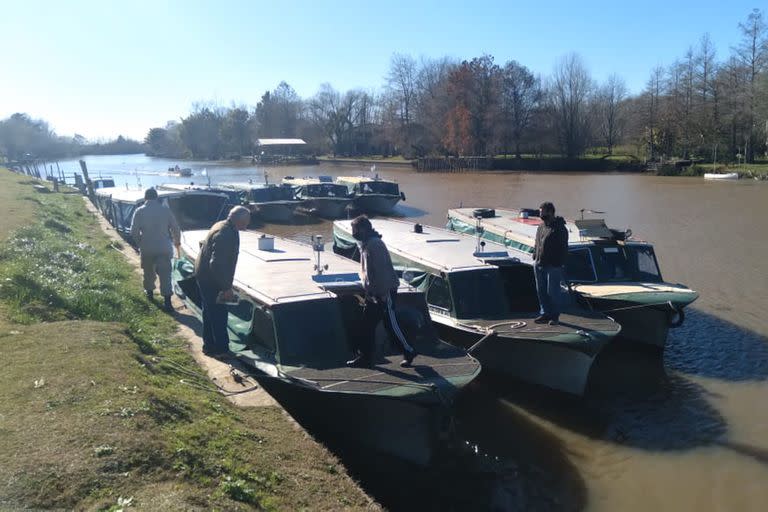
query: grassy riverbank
0 169 374 510
656 162 768 179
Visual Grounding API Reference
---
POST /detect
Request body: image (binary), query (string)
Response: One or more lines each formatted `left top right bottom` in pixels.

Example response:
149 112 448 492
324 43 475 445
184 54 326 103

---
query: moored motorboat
703 172 739 180
219 182 301 223
282 176 353 218
336 175 405 215
172 230 481 464
168 165 193 177
447 207 699 349
92 187 231 238
334 218 621 395
157 183 244 207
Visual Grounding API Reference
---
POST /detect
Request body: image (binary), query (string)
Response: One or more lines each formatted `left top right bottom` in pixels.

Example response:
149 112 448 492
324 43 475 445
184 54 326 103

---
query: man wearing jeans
194 206 251 356
533 202 569 325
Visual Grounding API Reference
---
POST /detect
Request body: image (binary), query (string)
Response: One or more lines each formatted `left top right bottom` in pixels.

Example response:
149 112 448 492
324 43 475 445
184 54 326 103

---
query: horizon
0 0 762 141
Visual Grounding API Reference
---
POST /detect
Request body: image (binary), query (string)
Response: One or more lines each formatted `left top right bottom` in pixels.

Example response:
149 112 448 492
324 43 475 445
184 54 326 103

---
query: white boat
333 218 622 395
172 230 481 464
447 207 699 349
703 172 739 180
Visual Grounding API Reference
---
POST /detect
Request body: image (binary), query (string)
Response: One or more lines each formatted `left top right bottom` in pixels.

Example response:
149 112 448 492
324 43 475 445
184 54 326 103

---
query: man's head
144 188 158 201
227 206 251 230
351 215 373 241
539 202 555 222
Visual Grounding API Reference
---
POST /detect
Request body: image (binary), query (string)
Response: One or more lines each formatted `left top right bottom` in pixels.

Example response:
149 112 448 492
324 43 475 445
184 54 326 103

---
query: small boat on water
172 230 481 464
703 172 739 180
219 182 301 223
333 218 621 395
336 175 405 215
447 207 699 349
282 176 353 218
93 187 231 237
168 165 193 177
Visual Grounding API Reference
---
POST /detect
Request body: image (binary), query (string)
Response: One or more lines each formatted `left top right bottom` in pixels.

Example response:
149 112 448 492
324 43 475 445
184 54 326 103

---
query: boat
156 183 245 209
447 207 699 349
172 230 481 464
281 176 353 218
168 165 193 177
336 175 405 215
92 187 231 238
703 172 739 180
219 182 301 223
333 219 621 395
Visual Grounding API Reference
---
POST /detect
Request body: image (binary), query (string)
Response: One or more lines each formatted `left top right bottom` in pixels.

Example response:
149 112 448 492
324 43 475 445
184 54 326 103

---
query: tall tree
595 74 627 155
734 8 768 161
549 53 593 158
499 60 542 157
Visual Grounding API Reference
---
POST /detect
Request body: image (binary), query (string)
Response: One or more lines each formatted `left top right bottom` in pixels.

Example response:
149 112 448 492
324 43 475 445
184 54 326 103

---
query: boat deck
287 350 478 394
456 310 620 343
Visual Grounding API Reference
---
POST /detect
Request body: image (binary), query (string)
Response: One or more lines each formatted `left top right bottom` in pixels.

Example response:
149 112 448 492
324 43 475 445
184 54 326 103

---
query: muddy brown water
64 156 768 510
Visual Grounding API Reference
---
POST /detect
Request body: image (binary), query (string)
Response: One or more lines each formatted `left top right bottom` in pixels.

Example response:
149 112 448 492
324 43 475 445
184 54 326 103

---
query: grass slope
0 169 375 511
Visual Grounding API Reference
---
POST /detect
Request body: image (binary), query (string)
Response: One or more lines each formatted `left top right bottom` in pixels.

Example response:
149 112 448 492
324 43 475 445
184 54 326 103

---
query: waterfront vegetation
0 168 374 510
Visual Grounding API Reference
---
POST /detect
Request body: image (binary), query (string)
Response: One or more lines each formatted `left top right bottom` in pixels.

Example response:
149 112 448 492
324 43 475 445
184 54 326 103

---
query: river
57 154 768 510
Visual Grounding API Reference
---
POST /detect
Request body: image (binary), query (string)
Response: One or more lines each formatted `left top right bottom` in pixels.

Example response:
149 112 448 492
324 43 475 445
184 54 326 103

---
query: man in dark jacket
347 215 416 368
194 206 251 356
533 202 569 325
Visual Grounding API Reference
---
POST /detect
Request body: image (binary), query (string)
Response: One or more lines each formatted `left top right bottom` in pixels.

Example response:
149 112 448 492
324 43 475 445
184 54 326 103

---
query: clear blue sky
0 0 761 140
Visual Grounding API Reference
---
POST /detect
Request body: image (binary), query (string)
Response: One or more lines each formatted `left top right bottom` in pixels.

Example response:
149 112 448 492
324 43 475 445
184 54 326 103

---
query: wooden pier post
79 160 94 198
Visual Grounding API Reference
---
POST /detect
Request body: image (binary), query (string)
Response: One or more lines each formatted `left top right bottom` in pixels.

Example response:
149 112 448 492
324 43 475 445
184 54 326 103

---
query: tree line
2 9 766 165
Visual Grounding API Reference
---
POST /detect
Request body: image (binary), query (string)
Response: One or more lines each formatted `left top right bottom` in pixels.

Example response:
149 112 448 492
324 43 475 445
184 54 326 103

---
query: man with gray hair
194 206 251 356
130 187 180 312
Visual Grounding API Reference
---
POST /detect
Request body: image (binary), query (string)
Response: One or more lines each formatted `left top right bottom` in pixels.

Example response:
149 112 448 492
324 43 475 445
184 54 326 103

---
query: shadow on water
664 308 768 382
483 344 728 453
391 203 430 218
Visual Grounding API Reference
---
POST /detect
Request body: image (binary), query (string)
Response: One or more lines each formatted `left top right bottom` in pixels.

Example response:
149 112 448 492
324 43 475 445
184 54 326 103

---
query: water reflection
665 308 768 382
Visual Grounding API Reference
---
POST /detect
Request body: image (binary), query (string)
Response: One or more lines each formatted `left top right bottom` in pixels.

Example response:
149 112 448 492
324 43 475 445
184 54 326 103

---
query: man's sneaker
163 296 174 313
548 318 560 326
400 350 417 368
346 356 373 369
534 315 550 324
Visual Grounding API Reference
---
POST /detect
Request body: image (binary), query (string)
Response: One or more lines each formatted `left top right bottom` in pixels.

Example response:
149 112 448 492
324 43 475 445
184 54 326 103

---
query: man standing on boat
533 202 569 325
194 206 251 356
347 215 417 368
130 187 181 312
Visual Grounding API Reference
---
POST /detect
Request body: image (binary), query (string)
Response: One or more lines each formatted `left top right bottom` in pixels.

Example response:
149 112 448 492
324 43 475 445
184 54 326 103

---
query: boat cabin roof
282 176 339 186
181 230 407 306
94 186 228 203
335 218 531 274
449 207 647 246
336 176 396 184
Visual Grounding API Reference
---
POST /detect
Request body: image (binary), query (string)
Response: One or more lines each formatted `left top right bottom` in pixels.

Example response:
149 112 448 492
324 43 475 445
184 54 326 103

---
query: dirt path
84 197 277 407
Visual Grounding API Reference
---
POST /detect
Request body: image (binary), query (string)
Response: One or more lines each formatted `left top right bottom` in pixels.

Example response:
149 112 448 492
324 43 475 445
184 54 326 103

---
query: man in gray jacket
130 188 180 312
347 215 416 368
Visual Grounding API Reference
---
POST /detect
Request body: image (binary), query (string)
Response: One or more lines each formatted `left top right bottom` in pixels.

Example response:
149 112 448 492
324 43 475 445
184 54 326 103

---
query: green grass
0 168 375 511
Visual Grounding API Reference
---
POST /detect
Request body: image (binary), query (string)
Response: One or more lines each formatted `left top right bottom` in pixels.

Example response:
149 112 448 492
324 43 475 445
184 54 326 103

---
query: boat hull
704 172 738 180
298 198 352 218
254 375 448 466
581 297 680 348
352 194 401 215
432 320 602 395
253 202 297 223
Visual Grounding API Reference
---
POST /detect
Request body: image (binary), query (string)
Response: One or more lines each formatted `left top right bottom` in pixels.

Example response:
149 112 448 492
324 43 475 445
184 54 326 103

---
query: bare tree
549 53 594 158
594 74 627 155
733 8 768 161
499 61 542 157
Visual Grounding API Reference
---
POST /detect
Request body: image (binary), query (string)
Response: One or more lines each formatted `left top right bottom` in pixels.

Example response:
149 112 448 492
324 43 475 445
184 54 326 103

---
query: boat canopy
337 176 400 195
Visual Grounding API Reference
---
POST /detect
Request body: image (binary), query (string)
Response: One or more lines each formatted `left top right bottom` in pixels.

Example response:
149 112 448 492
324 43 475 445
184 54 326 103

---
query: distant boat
219 182 301 223
172 230 481 464
703 172 739 180
168 165 193 177
336 174 405 215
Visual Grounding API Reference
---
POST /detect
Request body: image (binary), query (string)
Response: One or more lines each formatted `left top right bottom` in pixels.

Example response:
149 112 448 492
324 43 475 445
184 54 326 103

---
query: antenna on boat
312 235 328 275
264 171 269 185
580 208 606 220
473 213 486 254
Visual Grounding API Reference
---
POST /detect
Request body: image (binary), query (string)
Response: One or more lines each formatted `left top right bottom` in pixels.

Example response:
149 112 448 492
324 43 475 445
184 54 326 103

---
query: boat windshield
250 186 295 202
304 183 349 198
164 195 229 230
449 268 510 319
588 244 662 283
272 299 351 368
358 181 399 195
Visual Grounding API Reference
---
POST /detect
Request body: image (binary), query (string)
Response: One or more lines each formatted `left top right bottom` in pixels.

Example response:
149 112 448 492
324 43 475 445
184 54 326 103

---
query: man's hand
220 288 236 302
175 244 181 259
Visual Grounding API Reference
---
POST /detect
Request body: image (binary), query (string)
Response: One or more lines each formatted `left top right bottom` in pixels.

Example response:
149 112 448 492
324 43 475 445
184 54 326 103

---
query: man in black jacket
194 206 251 356
533 202 569 325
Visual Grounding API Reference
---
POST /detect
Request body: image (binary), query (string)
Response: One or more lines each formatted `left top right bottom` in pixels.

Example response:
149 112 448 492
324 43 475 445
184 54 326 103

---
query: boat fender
400 191 406 201
668 304 685 328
